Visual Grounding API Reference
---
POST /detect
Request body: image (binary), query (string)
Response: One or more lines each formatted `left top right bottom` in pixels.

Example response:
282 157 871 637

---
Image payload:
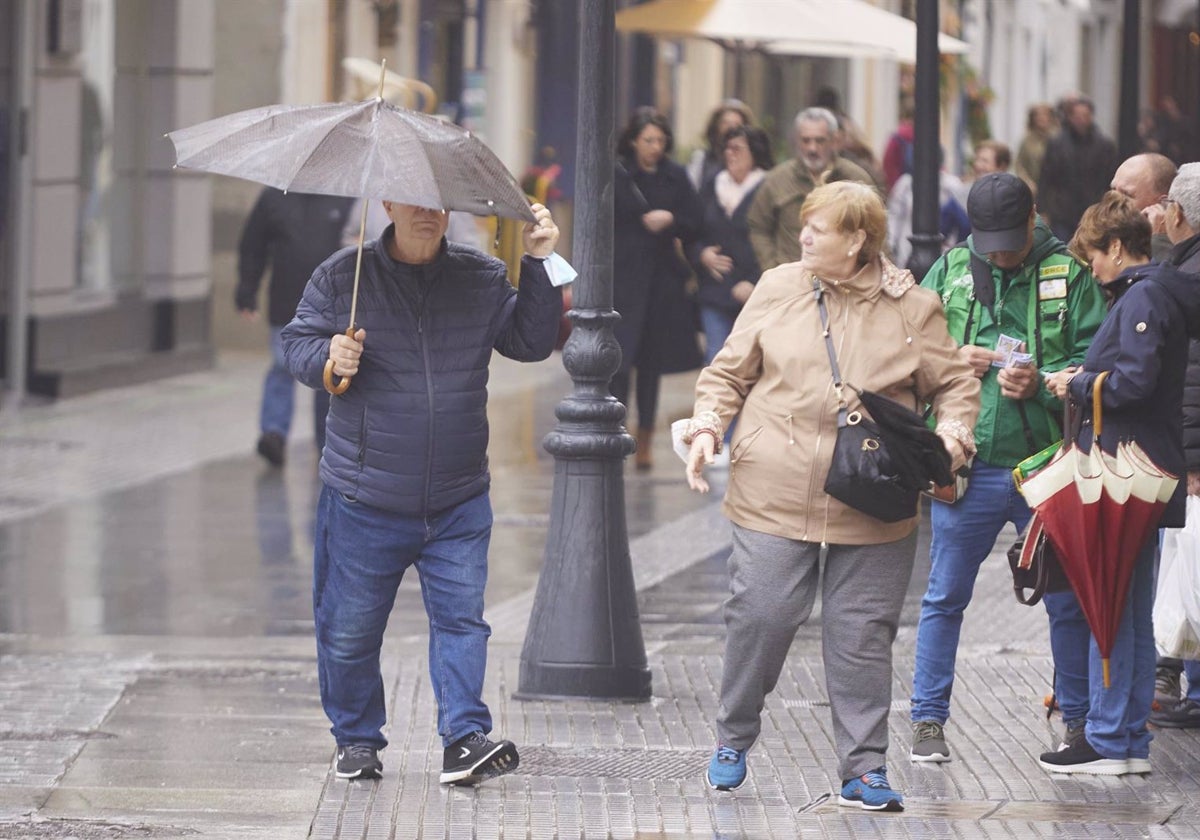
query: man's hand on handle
330 328 366 377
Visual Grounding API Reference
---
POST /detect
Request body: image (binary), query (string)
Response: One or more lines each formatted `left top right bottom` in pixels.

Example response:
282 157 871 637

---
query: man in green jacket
909 173 1108 763
746 106 875 271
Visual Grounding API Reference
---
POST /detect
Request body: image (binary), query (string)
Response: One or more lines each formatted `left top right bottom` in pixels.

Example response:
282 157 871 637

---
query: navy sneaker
335 744 382 780
706 744 747 791
1149 698 1200 729
439 731 519 786
839 767 904 812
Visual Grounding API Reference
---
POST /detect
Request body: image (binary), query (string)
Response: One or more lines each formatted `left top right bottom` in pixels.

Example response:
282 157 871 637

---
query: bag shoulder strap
813 279 848 424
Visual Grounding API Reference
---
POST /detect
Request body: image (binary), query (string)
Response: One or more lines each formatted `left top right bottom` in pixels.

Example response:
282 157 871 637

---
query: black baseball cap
967 172 1034 253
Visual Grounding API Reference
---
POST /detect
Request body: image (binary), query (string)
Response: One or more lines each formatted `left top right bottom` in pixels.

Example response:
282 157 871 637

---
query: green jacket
921 220 1107 467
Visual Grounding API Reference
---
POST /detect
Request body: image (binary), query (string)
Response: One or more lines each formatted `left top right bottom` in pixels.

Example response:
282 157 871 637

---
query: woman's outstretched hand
686 435 715 493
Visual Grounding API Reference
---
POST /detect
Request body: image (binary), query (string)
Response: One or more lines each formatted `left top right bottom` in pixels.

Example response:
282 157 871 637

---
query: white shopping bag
1154 496 1200 659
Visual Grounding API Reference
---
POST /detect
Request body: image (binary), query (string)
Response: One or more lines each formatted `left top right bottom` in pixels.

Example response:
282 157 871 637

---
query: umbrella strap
813 279 848 411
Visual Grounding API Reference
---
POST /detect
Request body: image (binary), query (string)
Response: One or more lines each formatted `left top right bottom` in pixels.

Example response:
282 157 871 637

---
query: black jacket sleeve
236 190 274 312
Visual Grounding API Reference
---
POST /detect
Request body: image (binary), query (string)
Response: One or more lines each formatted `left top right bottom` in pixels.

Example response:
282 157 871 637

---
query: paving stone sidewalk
0 353 1196 839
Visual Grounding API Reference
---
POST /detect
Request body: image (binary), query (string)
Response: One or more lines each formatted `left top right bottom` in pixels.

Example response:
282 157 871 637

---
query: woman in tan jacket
682 181 979 809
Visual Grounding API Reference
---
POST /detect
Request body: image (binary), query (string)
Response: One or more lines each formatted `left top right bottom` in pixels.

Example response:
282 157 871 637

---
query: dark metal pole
907 0 942 282
517 0 650 701
1117 0 1140 159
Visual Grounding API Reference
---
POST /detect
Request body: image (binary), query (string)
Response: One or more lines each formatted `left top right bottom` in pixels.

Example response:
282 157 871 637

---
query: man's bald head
1111 153 1177 211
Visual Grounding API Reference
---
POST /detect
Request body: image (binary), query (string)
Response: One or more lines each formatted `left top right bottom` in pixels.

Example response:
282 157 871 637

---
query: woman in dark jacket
613 107 704 470
687 126 774 363
1044 192 1200 775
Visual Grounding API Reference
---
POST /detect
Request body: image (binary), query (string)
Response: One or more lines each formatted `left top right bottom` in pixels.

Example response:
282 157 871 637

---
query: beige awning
615 0 968 61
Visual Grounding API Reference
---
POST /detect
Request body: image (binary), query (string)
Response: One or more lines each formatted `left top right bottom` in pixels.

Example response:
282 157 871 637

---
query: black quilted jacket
1168 232 1200 471
282 230 561 515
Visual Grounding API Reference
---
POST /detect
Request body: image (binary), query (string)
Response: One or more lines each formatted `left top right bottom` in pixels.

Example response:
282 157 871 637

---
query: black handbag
1007 513 1070 606
814 281 919 523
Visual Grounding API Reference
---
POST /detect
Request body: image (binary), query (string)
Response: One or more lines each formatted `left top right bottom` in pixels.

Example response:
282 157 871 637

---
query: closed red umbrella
1019 373 1178 686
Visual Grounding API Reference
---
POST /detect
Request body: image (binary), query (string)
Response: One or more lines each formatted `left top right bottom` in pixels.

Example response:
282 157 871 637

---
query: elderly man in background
746 106 875 272
1152 162 1200 730
1110 152 1178 259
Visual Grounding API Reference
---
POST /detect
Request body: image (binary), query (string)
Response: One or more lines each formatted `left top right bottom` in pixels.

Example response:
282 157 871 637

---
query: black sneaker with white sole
440 731 519 785
1038 739 1128 775
335 744 382 780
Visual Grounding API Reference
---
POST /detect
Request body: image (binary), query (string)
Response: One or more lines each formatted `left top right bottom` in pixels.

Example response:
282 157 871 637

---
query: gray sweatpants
716 524 917 781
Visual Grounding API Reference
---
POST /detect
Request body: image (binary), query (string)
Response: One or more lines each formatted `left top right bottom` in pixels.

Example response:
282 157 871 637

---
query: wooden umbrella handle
1092 371 1109 438
322 326 356 395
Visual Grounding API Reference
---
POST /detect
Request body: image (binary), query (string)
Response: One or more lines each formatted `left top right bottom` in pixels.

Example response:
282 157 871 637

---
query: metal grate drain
516 746 708 780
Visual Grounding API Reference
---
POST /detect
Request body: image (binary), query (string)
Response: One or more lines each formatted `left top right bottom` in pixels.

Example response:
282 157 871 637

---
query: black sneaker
335 744 382 780
1038 739 1128 775
256 431 286 467
1150 698 1200 729
439 731 519 786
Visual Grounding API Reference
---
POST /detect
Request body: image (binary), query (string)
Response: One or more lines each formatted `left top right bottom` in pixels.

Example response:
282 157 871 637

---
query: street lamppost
517 0 652 701
1117 0 1141 159
906 0 942 282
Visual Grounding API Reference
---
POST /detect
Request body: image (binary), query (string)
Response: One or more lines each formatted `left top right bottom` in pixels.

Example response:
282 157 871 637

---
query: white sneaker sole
838 794 904 811
1038 757 1129 775
910 749 951 763
1127 758 1151 774
706 770 746 791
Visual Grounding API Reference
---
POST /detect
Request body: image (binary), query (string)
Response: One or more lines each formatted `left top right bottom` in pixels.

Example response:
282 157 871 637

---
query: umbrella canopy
1019 373 1178 686
854 386 953 492
166 98 535 223
615 0 968 61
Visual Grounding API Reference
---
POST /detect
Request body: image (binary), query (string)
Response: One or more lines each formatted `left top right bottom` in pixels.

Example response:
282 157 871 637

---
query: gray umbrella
165 66 534 394
165 98 534 223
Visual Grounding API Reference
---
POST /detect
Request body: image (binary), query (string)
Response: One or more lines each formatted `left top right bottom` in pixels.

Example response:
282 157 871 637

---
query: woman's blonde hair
1069 190 1151 265
799 181 887 266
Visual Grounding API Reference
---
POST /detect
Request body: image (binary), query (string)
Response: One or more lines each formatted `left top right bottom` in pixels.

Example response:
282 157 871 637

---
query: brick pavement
0 353 1196 838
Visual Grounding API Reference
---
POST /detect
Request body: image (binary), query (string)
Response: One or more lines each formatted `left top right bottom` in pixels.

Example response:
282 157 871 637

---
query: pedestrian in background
237 187 354 466
1037 94 1119 242
1108 152 1177 259
685 125 773 466
1042 191 1198 774
972 140 1011 178
687 99 755 192
881 100 915 193
613 107 704 471
1152 162 1200 730
886 148 970 269
688 125 772 355
910 173 1107 764
281 200 563 784
747 106 875 272
815 84 887 192
683 181 979 811
1015 103 1057 196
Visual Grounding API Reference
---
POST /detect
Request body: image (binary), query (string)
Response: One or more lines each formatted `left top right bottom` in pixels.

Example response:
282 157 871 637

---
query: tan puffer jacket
691 257 980 545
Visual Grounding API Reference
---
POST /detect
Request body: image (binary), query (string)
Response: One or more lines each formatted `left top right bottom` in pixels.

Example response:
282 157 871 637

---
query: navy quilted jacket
281 230 561 516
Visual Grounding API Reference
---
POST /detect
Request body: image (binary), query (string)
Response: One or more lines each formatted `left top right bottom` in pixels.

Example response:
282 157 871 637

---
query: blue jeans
911 459 1091 725
313 486 494 749
1188 660 1200 703
700 306 737 444
262 327 330 450
1083 539 1156 759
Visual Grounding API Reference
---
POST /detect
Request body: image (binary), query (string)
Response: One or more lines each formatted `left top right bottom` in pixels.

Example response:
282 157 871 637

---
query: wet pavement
0 349 1197 839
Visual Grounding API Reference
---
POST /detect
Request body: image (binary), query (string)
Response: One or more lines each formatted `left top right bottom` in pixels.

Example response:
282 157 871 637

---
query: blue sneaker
706 744 747 791
838 767 904 811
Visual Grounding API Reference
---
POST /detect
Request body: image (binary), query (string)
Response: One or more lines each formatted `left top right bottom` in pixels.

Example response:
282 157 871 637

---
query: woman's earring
1115 256 1123 266
847 250 855 257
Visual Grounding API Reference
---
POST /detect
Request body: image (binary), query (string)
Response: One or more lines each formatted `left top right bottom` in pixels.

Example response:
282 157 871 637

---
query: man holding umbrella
282 200 562 783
